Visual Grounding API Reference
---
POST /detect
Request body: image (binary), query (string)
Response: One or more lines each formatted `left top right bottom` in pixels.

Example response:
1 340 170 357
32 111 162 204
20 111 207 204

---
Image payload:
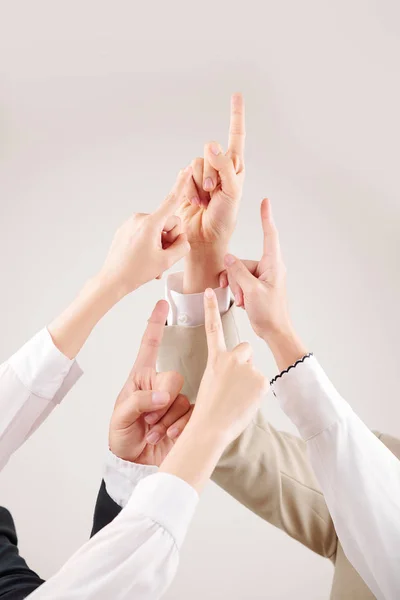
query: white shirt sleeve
104 448 157 507
0 328 82 471
271 354 400 600
166 272 230 326
28 472 199 600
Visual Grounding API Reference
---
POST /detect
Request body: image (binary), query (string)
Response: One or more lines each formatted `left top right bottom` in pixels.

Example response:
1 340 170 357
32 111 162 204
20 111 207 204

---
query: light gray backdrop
0 1 399 598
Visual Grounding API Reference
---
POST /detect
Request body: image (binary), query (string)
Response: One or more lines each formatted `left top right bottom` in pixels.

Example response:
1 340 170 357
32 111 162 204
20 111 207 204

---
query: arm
31 291 267 600
225 199 400 600
159 292 337 557
271 350 400 600
0 167 192 473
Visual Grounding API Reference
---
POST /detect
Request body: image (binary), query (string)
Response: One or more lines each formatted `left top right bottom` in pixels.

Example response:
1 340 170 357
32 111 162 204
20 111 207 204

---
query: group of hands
75 94 298 481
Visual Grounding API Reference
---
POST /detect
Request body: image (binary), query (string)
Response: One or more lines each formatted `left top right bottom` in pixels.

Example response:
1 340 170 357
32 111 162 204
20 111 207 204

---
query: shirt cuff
127 472 199 548
104 449 158 508
166 271 230 326
271 354 353 441
8 328 83 402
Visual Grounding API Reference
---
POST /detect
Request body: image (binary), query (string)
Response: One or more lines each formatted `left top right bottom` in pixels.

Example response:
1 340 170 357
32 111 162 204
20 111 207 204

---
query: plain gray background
0 1 399 598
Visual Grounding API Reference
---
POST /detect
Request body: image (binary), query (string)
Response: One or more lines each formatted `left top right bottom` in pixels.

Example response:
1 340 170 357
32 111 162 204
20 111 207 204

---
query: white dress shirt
0 323 198 600
271 354 400 600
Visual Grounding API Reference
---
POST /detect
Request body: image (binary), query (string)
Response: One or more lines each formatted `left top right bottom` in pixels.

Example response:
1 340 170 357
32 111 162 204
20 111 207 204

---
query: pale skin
219 198 308 373
178 93 246 293
159 289 267 493
48 167 193 360
109 300 193 466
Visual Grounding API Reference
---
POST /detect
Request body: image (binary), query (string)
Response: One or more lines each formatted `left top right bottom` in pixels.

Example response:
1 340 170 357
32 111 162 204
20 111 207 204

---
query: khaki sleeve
158 304 337 558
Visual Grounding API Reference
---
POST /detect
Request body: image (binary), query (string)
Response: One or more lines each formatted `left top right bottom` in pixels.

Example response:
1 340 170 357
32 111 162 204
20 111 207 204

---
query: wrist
263 326 309 374
183 243 227 294
94 270 133 305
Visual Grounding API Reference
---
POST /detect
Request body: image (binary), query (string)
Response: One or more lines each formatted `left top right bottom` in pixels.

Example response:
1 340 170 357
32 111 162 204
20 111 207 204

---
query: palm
178 182 239 245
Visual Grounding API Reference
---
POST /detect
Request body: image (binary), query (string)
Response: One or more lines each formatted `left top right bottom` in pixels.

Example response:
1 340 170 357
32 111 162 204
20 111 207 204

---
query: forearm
183 244 226 293
159 421 226 493
48 273 124 360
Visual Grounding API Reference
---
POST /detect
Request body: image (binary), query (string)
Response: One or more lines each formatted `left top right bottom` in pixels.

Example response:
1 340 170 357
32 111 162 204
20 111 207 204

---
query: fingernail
210 143 220 156
235 293 241 306
184 166 192 175
145 412 159 424
191 196 200 206
152 391 168 406
146 431 161 445
204 177 213 191
224 254 236 267
168 427 180 439
205 288 214 299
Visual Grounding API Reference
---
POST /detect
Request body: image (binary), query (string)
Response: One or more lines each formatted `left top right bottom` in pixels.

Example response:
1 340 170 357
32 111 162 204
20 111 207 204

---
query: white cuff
271 354 353 441
104 449 158 508
127 472 199 548
166 272 230 326
8 328 83 402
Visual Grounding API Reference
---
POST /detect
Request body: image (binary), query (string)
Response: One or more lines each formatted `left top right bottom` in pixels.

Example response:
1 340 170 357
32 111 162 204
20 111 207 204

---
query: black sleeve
90 480 122 538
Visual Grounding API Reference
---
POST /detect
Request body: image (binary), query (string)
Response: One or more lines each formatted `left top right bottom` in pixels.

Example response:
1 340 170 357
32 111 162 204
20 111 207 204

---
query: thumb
115 390 171 427
205 142 237 198
224 254 256 291
163 232 191 268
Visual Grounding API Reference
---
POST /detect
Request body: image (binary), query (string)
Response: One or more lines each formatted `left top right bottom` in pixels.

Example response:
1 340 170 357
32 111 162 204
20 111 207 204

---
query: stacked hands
56 92 300 489
89 92 303 486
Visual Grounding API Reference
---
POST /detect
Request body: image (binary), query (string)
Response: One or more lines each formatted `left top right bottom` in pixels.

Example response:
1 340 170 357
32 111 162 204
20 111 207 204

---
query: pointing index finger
204 288 226 361
228 93 245 170
133 300 169 370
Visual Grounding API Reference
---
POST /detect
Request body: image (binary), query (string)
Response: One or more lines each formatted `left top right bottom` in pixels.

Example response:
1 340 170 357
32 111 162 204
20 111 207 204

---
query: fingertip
203 177 215 192
204 287 215 300
224 254 236 267
151 390 170 406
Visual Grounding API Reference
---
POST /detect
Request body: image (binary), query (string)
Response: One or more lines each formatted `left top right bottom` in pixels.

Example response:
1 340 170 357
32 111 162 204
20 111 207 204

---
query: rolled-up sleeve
272 354 400 600
0 328 82 471
29 472 199 600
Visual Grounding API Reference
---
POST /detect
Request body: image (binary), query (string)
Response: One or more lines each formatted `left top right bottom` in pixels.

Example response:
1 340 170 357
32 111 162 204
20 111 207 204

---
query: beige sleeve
158 304 337 558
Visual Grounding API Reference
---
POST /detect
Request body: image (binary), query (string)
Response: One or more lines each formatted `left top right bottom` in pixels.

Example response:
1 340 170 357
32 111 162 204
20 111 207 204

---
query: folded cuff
104 449 158 508
8 328 82 401
127 472 199 548
166 271 230 326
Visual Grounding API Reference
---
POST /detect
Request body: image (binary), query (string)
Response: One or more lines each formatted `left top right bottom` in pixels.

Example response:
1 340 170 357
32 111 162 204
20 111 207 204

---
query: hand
109 300 193 466
100 166 193 298
159 289 267 493
192 288 267 446
219 198 290 340
178 94 246 292
220 198 308 372
48 168 192 360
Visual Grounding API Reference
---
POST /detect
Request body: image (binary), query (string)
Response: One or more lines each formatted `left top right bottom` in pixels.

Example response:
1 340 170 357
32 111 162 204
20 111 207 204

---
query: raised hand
109 300 193 466
218 198 289 340
159 289 267 492
219 198 308 370
48 168 192 360
177 94 246 292
101 166 193 297
192 288 267 445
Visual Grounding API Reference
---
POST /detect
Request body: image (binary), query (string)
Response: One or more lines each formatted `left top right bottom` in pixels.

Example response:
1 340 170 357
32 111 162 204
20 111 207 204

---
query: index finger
204 288 226 361
228 93 245 168
133 300 169 370
153 166 192 224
